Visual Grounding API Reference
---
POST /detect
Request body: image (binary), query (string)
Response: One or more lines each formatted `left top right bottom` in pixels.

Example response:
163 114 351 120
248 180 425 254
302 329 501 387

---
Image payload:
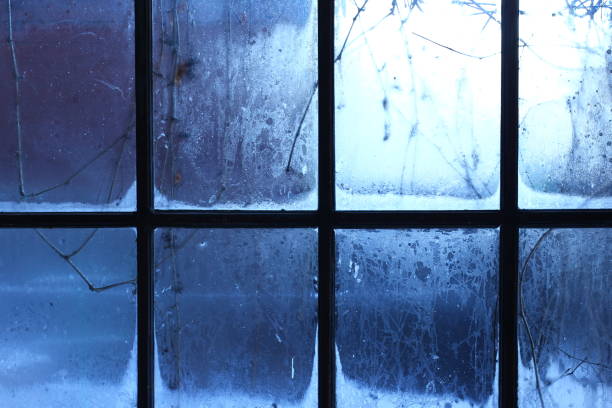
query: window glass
518 228 611 407
335 1 500 210
335 228 499 406
154 228 318 407
0 228 137 407
153 1 318 210
519 1 611 209
0 0 136 211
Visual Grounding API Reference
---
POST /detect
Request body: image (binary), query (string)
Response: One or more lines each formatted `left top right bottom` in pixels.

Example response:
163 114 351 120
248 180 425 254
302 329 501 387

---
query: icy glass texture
154 228 318 407
0 1 136 212
335 1 500 210
519 1 611 209
518 229 611 407
153 1 318 210
335 229 499 407
0 229 137 407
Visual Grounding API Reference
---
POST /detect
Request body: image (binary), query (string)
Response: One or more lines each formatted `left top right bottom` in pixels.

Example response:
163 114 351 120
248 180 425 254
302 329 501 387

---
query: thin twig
34 229 135 293
559 347 612 371
7 0 26 197
335 0 370 63
411 32 498 60
519 229 554 408
286 81 318 172
25 131 131 198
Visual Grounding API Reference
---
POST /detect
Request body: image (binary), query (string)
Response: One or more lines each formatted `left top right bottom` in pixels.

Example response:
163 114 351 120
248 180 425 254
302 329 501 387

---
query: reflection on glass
335 1 500 210
519 229 611 407
335 229 499 407
153 1 318 210
0 229 137 407
519 1 611 208
154 228 318 407
0 1 136 211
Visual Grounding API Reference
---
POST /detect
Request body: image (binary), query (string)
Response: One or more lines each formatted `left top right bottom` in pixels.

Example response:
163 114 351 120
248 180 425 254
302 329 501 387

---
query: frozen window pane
335 1 500 210
519 1 611 209
0 1 136 212
0 229 137 407
518 228 611 407
335 229 499 407
154 228 318 407
153 1 318 210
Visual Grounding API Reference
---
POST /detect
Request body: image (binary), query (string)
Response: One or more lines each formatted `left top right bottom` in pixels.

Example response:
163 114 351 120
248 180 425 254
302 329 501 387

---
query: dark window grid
0 1 610 408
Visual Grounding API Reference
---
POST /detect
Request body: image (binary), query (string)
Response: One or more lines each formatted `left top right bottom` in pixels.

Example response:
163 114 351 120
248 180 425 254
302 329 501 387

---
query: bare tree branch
286 81 318 173
34 229 135 293
7 0 26 197
336 0 371 63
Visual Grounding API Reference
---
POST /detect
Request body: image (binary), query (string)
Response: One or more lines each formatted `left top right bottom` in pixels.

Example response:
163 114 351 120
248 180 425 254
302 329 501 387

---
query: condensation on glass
153 1 318 210
335 1 501 210
0 229 137 407
154 228 318 407
0 1 136 212
335 229 499 407
519 1 611 209
518 228 611 407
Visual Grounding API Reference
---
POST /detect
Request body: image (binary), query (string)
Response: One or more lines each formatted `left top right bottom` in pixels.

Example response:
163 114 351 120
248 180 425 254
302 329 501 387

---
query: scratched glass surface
0 229 137 407
0 1 136 211
518 228 611 408
335 1 501 210
519 1 611 208
153 1 318 210
335 229 499 407
154 228 318 407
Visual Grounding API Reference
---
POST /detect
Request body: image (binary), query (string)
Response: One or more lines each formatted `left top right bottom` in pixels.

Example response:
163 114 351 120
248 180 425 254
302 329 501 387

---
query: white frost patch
155 329 319 408
0 182 136 212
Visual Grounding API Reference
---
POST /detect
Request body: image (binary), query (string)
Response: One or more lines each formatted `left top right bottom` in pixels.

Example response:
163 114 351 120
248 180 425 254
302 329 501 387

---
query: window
1 1 610 408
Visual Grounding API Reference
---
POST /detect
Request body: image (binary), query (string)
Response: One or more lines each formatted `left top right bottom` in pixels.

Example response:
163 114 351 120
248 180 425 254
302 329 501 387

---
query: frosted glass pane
154 228 318 407
153 1 318 210
518 229 611 407
335 229 499 407
335 1 500 210
0 1 136 212
0 229 137 407
519 1 611 209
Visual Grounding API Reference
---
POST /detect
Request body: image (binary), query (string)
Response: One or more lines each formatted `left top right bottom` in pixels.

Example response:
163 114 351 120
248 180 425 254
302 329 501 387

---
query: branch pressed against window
0 1 610 408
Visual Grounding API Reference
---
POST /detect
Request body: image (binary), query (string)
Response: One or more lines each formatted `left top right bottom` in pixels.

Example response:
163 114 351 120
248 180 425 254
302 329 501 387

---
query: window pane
154 228 318 407
0 1 135 212
0 228 137 407
335 1 500 210
518 228 611 407
153 1 318 210
519 2 611 209
335 229 499 406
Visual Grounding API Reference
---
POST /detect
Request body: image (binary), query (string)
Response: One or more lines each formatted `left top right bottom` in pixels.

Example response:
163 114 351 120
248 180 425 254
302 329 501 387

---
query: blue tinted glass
154 228 318 407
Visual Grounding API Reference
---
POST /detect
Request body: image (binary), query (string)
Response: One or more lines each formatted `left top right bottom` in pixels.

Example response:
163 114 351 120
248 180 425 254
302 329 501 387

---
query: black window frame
1 1 610 407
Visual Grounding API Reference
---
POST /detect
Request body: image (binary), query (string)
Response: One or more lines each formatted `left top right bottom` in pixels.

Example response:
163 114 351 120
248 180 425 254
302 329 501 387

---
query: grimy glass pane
0 1 135 211
519 2 611 209
154 229 318 407
0 229 137 407
335 1 500 210
153 1 318 210
518 229 611 407
335 229 499 407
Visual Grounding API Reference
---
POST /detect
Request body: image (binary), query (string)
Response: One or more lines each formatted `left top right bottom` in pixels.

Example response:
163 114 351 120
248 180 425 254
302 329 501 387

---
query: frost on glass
519 1 611 209
335 1 500 210
0 1 136 212
335 229 499 407
153 1 318 210
0 229 137 408
518 229 611 408
154 229 318 407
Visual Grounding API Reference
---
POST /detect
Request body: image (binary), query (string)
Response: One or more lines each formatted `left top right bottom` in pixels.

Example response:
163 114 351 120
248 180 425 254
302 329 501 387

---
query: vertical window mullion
500 0 520 407
135 0 154 407
318 0 335 407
